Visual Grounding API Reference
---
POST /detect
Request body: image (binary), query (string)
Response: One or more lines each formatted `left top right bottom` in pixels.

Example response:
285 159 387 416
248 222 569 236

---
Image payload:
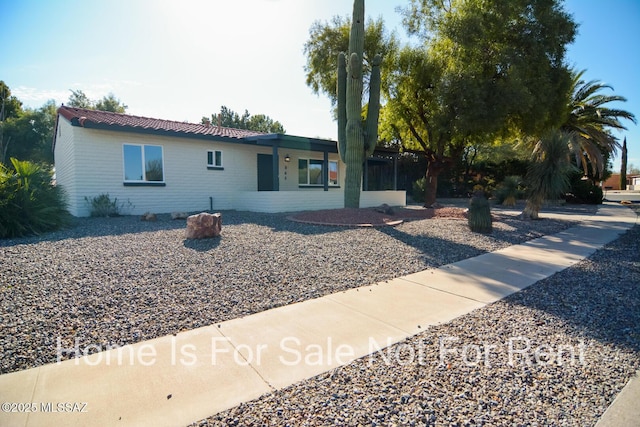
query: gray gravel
1 206 580 374
195 206 640 427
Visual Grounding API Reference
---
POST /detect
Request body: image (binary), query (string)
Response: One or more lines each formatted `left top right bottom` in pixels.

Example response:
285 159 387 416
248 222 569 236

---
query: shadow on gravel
378 226 487 265
0 210 337 247
502 223 640 354
0 215 187 246
183 237 222 252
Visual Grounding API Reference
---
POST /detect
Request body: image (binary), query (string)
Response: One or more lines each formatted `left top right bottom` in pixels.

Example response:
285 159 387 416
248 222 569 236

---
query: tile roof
57 106 266 140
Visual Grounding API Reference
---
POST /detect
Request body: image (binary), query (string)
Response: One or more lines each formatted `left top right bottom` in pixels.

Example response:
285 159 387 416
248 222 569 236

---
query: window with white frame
123 144 164 183
298 159 339 186
207 150 223 169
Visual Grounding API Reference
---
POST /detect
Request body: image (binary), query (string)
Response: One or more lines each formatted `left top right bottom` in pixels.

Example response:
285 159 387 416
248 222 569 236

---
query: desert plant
412 177 426 203
0 158 69 238
337 0 382 208
468 191 492 233
565 171 603 204
495 176 523 206
84 193 132 217
522 131 575 219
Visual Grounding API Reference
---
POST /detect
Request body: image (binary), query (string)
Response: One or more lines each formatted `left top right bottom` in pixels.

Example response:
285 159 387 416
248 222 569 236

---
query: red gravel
288 206 467 226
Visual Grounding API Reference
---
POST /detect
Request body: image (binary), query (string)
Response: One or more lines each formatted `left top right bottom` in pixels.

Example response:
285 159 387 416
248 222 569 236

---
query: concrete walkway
0 204 637 427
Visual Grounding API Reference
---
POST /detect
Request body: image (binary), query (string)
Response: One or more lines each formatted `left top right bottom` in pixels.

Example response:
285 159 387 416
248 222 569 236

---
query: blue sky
1 0 638 169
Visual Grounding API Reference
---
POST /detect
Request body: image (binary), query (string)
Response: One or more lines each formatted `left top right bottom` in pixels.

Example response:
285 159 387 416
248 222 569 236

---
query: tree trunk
520 197 541 220
423 160 444 207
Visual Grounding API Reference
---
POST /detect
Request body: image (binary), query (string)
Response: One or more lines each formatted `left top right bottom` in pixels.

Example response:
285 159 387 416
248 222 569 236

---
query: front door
257 154 274 191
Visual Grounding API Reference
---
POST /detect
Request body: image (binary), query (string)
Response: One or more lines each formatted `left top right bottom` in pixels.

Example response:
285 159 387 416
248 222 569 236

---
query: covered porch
243 134 405 212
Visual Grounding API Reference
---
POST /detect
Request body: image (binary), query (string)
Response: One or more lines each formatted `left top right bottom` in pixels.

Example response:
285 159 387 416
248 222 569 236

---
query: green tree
95 93 128 113
67 90 128 113
1 81 24 164
620 137 627 190
385 0 577 206
246 114 285 134
202 106 286 133
304 13 398 107
67 89 93 109
3 101 57 164
379 47 460 206
560 70 636 180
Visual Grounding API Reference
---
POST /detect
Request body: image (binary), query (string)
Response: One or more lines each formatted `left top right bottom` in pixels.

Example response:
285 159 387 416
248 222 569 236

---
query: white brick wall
54 116 405 216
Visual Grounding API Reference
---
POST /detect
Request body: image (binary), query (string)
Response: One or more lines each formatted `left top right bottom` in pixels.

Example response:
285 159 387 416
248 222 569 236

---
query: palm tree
561 69 636 179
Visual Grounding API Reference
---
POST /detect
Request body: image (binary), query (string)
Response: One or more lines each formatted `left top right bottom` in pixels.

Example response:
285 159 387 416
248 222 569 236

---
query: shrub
495 176 523 206
412 177 426 203
0 158 69 238
84 193 133 217
565 172 603 204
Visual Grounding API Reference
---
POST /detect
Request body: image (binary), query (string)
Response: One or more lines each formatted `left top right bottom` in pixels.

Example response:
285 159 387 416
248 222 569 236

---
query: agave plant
495 176 522 207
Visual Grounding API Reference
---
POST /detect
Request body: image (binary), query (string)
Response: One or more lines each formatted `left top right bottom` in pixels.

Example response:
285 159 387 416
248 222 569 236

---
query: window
123 144 164 184
207 150 223 169
329 161 339 186
298 159 339 186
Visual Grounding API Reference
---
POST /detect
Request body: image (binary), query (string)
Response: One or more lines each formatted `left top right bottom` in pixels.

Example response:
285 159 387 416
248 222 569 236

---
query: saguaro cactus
337 0 382 208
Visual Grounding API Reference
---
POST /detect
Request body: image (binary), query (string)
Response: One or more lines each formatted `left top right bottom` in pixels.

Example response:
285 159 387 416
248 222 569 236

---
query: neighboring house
53 106 405 216
603 173 640 190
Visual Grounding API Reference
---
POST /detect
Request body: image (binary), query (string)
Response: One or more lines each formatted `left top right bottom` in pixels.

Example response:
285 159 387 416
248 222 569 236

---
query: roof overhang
247 134 339 153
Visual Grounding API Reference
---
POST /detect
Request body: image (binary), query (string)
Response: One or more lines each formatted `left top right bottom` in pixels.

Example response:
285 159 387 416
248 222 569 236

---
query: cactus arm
337 52 347 161
365 54 382 156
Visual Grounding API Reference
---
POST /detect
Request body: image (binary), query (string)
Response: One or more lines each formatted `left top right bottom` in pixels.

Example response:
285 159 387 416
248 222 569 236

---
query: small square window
207 150 223 169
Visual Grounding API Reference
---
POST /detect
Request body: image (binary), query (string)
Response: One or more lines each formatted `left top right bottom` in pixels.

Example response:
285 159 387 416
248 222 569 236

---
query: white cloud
11 86 68 106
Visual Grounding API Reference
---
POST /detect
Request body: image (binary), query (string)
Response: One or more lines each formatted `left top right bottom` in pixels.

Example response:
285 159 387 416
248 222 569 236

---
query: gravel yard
1 205 579 374
198 206 640 426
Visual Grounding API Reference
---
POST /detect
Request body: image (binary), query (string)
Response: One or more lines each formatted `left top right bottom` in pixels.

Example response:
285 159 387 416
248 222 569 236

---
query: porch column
272 144 280 191
363 158 369 191
323 150 329 191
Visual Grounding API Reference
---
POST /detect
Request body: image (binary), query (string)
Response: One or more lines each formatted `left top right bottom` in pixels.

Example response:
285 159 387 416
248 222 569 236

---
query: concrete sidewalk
0 204 637 427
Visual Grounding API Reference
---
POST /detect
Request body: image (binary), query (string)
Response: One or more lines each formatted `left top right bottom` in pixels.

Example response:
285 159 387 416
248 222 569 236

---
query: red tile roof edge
57 106 267 140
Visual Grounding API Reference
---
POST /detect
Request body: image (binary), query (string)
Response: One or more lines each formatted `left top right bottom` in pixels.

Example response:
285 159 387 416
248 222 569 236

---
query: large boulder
185 212 222 239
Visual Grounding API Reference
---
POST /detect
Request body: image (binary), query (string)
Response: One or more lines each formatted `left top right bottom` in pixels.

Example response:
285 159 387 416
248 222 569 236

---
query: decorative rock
171 212 189 220
185 212 222 239
140 212 157 221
